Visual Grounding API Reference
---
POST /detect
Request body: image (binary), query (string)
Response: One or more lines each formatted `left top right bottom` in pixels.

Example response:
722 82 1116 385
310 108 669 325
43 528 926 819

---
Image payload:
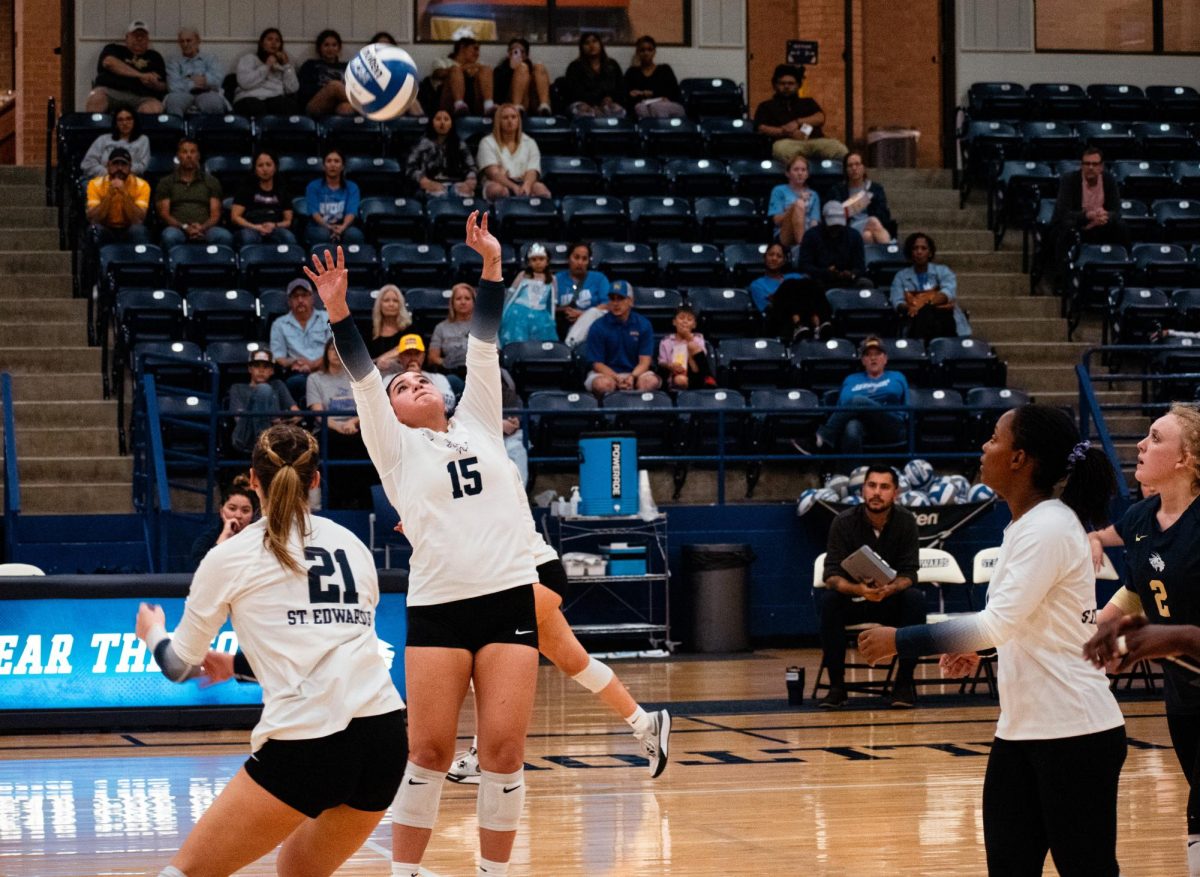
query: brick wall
0 0 15 92
14 0 62 166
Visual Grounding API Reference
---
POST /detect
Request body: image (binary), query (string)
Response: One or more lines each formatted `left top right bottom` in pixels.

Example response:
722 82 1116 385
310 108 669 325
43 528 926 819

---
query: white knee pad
477 769 525 832
571 656 614 693
391 762 446 830
158 868 188 877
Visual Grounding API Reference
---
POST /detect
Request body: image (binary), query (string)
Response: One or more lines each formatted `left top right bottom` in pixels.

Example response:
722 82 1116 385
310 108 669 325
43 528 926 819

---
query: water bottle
785 666 805 706
568 485 581 517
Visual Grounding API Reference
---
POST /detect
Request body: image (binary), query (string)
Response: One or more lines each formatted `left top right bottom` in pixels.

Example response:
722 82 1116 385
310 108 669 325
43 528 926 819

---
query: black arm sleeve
233 650 258 682
330 315 376 382
470 278 505 343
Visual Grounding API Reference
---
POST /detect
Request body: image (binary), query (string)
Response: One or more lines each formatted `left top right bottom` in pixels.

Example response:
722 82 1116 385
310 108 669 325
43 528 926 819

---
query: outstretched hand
135 602 166 643
302 247 350 322
464 211 502 281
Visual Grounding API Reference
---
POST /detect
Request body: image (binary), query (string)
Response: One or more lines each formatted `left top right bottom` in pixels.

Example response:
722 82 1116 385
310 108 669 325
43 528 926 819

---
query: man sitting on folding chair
815 463 924 708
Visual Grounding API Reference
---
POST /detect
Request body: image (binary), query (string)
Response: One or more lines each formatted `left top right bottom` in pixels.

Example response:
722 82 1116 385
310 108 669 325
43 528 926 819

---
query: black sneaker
890 682 916 708
818 686 847 709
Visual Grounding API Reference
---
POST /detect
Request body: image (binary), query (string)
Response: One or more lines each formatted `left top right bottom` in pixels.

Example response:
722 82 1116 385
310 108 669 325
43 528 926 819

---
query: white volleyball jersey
172 515 404 752
510 461 559 567
352 335 539 606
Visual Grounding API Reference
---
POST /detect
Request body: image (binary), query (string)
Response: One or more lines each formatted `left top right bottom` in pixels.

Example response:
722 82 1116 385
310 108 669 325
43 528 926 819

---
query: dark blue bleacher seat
359 196 426 244
658 242 723 288
928 337 1006 390
540 156 602 197
748 388 822 454
168 243 239 291
205 340 265 398
57 112 111 171
789 338 857 392
1171 288 1200 332
1086 84 1151 122
593 241 657 285
526 390 603 457
637 117 702 158
1132 243 1195 287
966 387 1030 448
257 114 320 157
1113 160 1176 203
864 242 909 287
967 82 1029 120
701 118 771 160
959 121 1022 197
403 287 454 337
1134 122 1198 161
600 391 678 455
185 287 260 343
693 196 764 245
1068 244 1133 339
310 242 380 286
381 116 426 155
239 242 306 292
1075 122 1137 160
138 113 188 155
426 196 483 245
345 287 379 338
345 156 405 198
1174 161 1200 198
204 155 253 193
382 243 448 288
1028 83 1090 121
448 242 517 284
115 288 185 353
321 115 385 157
100 243 166 291
807 159 844 201
686 286 756 337
826 288 896 340
277 154 323 185
628 196 694 242
727 158 782 200
632 286 684 334
1146 86 1200 124
132 340 208 392
187 113 254 157
679 78 744 120
502 340 577 394
1020 121 1079 163
1109 287 1173 345
1117 198 1157 242
522 115 576 155
575 116 639 156
879 338 929 385
561 195 628 241
494 196 560 242
723 242 769 288
909 387 964 454
601 156 668 197
666 158 731 198
1154 199 1200 245
677 389 749 456
713 338 788 390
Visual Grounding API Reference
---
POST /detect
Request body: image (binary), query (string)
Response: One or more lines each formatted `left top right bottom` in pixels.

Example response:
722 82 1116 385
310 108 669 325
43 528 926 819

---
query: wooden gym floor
0 649 1186 876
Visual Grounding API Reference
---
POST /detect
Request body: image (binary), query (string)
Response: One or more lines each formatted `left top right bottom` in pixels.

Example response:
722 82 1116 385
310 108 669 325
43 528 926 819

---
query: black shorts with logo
536 558 569 599
406 584 539 652
244 708 407 818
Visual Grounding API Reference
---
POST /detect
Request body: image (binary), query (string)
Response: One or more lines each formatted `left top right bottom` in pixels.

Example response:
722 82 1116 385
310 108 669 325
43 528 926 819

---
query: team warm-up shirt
896 500 1123 740
509 462 558 567
171 515 403 751
351 335 538 606
1114 494 1200 714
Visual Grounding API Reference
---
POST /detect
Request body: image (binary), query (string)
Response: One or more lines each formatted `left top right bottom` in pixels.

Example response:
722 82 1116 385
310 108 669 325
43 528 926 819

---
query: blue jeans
90 224 150 247
236 226 298 249
304 224 365 248
161 225 234 250
817 395 907 461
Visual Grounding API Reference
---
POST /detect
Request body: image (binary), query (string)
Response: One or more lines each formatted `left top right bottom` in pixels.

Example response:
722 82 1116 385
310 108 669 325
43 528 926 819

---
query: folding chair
810 552 896 700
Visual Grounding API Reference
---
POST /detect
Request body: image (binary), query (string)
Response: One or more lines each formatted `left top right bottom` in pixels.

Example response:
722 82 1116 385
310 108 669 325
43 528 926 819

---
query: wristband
145 623 169 651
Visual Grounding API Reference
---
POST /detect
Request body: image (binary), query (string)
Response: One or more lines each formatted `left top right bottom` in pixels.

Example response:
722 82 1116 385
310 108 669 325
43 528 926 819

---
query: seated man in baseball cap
583 280 662 398
804 335 908 462
85 21 168 114
228 349 299 453
85 147 151 247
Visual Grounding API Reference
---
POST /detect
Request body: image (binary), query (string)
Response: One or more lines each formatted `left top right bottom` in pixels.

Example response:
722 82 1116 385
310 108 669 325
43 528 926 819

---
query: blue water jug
578 432 638 516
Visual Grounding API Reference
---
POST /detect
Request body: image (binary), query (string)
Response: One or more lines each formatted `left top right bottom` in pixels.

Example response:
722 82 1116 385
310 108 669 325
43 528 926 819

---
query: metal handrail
1076 362 1130 501
138 374 172 571
2 373 20 558
44 97 55 208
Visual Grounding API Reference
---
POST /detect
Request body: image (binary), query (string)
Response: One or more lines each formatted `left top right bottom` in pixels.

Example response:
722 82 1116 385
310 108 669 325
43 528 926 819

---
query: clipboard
840 545 897 584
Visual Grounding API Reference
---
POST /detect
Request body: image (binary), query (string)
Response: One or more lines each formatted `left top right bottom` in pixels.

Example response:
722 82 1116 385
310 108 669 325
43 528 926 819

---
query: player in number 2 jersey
307 213 538 877
135 424 406 877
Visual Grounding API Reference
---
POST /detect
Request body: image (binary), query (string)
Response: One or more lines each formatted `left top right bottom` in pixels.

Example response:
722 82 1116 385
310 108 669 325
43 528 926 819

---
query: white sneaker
446 746 480 784
636 709 671 779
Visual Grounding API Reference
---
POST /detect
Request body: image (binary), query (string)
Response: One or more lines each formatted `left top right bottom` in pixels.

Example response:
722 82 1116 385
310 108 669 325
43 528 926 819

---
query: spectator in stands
229 348 299 453
1050 145 1127 283
770 154 821 246
304 148 364 247
623 35 685 119
229 150 295 248
80 109 150 183
84 20 167 114
564 33 628 118
433 36 495 117
429 283 475 382
164 28 229 115
298 29 353 117
308 337 371 508
233 28 299 117
477 104 550 201
889 232 971 342
658 304 715 389
555 242 611 338
500 369 528 484
391 334 457 413
796 201 869 292
494 38 553 117
188 474 258 568
754 64 848 165
816 463 923 708
155 138 233 249
86 147 151 246
807 336 908 458
750 242 829 341
584 280 661 397
500 243 558 348
368 284 414 370
405 110 478 197
830 152 893 244
270 278 332 402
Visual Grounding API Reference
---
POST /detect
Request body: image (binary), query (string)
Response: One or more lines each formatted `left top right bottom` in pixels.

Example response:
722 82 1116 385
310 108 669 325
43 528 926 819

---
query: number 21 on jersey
1150 579 1170 617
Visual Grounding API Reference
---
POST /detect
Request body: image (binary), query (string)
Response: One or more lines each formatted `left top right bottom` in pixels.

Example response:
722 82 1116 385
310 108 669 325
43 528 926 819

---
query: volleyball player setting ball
1083 403 1200 876
134 424 406 877
306 215 536 877
859 404 1126 877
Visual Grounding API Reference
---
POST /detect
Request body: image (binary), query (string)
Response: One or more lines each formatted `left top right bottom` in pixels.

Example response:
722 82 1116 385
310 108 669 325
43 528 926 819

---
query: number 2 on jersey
1150 579 1170 618
447 456 483 499
306 547 359 604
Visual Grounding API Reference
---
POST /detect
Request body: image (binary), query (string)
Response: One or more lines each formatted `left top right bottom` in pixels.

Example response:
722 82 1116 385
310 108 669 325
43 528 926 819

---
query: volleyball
967 483 996 503
824 474 851 499
903 458 936 491
947 474 972 501
842 494 864 506
899 490 931 508
345 44 419 120
796 488 819 517
847 466 868 496
928 479 958 505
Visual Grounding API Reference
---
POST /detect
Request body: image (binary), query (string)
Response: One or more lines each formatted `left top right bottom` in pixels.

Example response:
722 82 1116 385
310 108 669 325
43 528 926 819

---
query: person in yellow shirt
86 147 151 245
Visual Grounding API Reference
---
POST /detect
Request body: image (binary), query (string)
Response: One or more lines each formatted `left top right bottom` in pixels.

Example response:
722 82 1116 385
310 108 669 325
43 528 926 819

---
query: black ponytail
1009 403 1117 530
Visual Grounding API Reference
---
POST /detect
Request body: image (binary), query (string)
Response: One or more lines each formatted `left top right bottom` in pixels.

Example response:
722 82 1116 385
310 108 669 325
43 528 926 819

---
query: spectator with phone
754 64 847 164
493 38 553 117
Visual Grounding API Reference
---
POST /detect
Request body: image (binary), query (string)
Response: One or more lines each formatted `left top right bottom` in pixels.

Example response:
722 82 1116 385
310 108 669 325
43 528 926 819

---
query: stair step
1008 365 1081 393
938 250 1023 272
0 166 46 186
884 189 961 209
5 372 104 398
970 318 1066 342
992 341 1092 363
919 229 1017 252
0 298 87 321
0 347 101 372
12 399 117 428
0 323 86 347
895 208 988 229
13 426 119 456
965 295 1061 318
0 206 58 227
871 168 954 187
1 482 134 515
1 185 49 207
18 455 133 482
0 274 73 298
957 273 1028 296
0 229 61 251
0 251 72 274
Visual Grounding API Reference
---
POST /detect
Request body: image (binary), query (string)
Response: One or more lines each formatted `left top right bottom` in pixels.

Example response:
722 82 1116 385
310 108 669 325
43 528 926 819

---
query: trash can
684 543 755 652
867 127 920 168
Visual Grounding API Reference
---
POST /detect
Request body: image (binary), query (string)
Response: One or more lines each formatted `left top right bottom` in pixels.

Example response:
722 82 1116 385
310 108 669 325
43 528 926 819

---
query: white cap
127 20 149 34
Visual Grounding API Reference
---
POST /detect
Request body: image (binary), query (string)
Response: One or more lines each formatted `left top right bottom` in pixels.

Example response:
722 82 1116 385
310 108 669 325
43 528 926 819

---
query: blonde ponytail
251 424 319 575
